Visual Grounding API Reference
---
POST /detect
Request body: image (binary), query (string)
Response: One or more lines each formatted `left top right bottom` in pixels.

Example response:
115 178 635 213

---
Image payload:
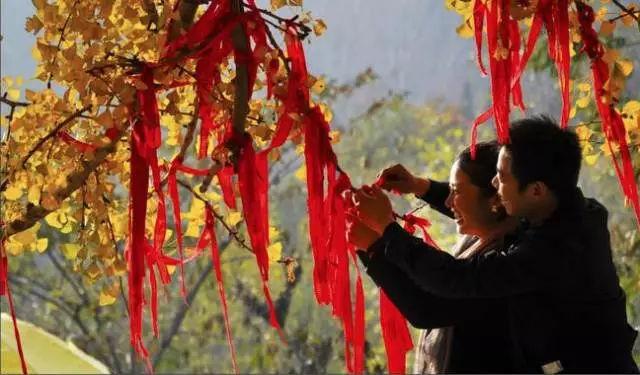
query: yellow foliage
61 243 82 260
226 211 243 227
5 223 48 255
3 186 23 201
313 19 327 36
267 242 283 264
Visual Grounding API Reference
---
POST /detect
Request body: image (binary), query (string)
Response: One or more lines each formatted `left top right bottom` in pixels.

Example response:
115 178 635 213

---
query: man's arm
417 180 454 219
358 242 493 328
373 223 565 299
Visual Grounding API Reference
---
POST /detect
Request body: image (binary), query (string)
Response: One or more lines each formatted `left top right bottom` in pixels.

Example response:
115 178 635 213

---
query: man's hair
504 115 582 196
458 141 500 198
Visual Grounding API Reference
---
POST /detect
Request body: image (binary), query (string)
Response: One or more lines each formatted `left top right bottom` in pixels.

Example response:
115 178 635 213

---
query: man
349 116 639 373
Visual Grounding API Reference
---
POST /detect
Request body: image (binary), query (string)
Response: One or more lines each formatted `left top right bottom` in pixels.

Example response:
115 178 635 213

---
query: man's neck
526 195 558 226
476 217 520 246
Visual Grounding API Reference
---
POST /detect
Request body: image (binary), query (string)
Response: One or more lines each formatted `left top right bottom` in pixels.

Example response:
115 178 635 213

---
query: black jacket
370 182 639 373
360 181 516 373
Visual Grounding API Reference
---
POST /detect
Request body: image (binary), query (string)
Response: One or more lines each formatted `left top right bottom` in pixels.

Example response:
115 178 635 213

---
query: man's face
493 147 529 218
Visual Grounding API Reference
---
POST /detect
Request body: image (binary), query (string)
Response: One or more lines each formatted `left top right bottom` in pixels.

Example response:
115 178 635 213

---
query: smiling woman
349 141 521 373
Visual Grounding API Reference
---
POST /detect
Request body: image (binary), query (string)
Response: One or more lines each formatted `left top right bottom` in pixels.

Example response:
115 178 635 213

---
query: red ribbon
380 290 414 375
0 237 28 375
58 132 98 153
199 205 239 374
575 1 640 227
402 213 440 249
126 65 167 372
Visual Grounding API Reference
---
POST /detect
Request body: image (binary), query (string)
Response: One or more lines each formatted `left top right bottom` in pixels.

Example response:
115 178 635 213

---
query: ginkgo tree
1 0 639 374
0 0 357 373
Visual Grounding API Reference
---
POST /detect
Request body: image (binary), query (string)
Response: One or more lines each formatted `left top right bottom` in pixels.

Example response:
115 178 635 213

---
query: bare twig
243 3 311 39
608 9 640 22
0 96 30 108
176 178 253 252
611 0 640 23
46 250 89 305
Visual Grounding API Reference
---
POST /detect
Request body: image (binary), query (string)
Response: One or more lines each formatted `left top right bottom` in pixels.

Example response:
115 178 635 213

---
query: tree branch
46 251 88 303
142 0 160 31
5 124 128 236
0 104 92 193
229 0 251 163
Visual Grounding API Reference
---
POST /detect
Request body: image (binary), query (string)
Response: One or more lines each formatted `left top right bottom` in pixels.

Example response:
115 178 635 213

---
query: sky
1 1 487 107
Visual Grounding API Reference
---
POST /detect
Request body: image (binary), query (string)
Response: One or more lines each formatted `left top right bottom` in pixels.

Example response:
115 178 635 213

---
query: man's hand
376 164 430 196
346 214 381 249
351 185 395 235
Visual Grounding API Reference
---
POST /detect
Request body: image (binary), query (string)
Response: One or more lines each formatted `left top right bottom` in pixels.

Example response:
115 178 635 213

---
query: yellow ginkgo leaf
27 185 41 205
577 82 591 92
86 262 101 280
61 243 81 260
319 103 333 123
3 186 23 201
270 0 286 10
98 290 117 306
267 242 282 263
269 226 280 241
311 77 326 94
31 44 42 61
226 211 243 227
575 125 593 141
623 100 640 114
295 165 306 182
7 89 20 101
576 96 590 109
616 60 633 77
599 20 616 36
313 19 327 36
4 240 24 256
35 238 48 253
60 221 74 234
585 153 600 166
167 264 177 275
184 222 202 238
621 5 638 27
456 19 474 39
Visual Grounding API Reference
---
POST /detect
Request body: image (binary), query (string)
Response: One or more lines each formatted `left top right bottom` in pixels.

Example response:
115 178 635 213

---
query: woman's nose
491 175 499 189
445 192 453 209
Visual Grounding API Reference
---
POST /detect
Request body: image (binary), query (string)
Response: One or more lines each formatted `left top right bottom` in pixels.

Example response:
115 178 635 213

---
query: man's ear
529 181 548 198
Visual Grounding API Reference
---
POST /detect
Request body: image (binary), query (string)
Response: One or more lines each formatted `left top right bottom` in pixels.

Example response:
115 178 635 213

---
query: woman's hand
376 164 430 196
350 185 395 235
346 214 381 249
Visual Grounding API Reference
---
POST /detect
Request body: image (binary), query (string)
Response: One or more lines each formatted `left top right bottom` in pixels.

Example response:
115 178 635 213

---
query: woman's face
445 161 500 236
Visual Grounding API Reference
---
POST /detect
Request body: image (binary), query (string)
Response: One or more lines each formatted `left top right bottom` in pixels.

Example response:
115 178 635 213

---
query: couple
348 116 639 373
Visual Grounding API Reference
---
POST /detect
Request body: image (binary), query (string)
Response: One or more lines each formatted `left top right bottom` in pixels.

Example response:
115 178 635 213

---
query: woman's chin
455 223 466 234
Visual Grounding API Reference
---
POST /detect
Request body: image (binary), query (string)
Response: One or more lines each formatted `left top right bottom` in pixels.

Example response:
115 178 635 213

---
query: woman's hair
456 141 500 198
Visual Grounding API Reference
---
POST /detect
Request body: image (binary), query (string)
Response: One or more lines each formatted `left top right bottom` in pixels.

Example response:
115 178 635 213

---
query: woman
350 141 519 373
